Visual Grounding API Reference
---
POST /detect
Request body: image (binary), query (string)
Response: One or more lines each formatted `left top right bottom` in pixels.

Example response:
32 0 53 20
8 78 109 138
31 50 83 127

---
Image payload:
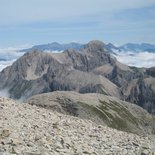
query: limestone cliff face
0 41 122 100
0 40 155 114
124 78 155 114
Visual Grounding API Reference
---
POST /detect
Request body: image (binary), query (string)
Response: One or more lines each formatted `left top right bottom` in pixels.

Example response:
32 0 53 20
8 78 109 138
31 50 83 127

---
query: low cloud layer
0 46 32 71
113 51 155 68
0 89 10 98
0 47 155 72
0 47 27 60
0 59 17 71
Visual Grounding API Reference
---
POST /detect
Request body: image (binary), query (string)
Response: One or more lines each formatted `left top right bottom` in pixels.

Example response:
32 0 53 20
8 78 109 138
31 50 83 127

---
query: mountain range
0 41 155 72
21 42 84 52
0 40 155 116
19 41 155 68
20 42 155 53
119 43 155 52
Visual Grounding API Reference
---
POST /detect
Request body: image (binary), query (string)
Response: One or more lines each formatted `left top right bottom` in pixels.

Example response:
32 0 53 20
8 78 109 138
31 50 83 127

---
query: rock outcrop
0 97 155 155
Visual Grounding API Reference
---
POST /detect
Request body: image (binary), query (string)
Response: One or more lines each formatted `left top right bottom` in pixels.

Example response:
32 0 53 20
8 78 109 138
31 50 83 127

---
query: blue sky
0 0 155 47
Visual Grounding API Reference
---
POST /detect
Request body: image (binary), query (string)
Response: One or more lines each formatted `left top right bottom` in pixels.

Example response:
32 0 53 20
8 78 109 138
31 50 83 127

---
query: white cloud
0 59 16 71
0 45 32 71
0 89 10 98
0 0 155 25
0 46 64 71
0 48 23 60
113 51 155 68
0 44 31 59
0 44 155 72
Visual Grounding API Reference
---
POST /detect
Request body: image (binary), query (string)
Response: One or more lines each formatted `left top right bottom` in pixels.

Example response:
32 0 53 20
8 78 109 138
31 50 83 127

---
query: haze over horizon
0 0 155 47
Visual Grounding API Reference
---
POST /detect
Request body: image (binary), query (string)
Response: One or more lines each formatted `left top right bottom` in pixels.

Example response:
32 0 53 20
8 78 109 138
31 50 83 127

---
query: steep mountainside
0 40 155 114
28 91 155 135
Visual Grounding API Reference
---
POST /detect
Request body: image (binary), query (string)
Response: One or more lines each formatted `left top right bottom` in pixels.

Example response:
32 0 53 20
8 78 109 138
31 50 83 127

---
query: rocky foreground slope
0 97 155 155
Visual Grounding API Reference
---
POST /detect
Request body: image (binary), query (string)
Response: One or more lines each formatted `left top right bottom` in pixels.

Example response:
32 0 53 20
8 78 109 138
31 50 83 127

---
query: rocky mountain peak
87 40 105 46
0 40 155 116
84 40 107 53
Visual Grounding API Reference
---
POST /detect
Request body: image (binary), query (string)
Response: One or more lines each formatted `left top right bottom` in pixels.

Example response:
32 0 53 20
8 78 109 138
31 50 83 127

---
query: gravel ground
0 97 155 155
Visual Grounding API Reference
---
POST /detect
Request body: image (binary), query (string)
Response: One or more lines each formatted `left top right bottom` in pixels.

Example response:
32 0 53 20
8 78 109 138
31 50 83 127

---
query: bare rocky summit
0 97 155 155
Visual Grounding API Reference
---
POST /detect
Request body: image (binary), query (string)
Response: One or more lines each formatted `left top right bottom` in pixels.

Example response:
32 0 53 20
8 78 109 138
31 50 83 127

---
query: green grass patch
78 100 140 132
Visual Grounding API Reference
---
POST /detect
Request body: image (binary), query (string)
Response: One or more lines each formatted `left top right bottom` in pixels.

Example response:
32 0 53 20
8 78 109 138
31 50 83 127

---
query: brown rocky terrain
0 97 155 155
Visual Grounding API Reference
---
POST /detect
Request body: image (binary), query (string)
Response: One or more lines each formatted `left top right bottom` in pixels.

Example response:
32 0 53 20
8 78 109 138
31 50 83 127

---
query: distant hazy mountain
119 43 155 52
0 41 155 72
104 43 155 68
105 43 120 53
0 58 6 61
21 42 84 52
21 42 118 53
20 41 155 53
